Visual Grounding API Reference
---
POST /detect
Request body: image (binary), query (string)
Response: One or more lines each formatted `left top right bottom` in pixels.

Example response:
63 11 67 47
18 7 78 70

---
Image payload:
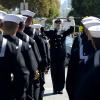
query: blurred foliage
32 19 40 24
69 0 100 25
0 0 60 19
0 5 8 12
70 0 100 17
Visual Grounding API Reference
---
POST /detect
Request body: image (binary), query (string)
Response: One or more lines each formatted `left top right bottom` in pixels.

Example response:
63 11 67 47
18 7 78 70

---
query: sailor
21 10 48 100
16 14 42 100
0 10 7 34
43 18 74 94
74 17 100 100
21 10 35 38
3 14 39 100
0 18 29 100
66 22 96 100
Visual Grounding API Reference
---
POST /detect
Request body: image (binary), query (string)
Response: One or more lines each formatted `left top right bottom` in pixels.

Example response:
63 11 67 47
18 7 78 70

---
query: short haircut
19 22 25 30
3 21 18 35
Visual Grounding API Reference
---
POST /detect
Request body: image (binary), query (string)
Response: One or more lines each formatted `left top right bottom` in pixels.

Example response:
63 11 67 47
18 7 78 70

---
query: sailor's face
54 23 61 30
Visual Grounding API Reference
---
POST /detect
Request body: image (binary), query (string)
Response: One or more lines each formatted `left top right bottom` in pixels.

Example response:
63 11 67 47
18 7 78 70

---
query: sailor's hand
34 70 40 80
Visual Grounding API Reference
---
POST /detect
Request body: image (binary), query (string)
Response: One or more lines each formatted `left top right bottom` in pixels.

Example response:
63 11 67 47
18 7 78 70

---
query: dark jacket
44 28 74 61
4 35 38 77
74 50 100 100
24 26 34 38
0 35 29 100
66 32 95 100
16 31 42 67
34 34 47 72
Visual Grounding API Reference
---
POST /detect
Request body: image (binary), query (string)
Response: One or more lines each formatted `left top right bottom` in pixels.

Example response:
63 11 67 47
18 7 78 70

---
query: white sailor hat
82 16 100 23
4 14 22 24
17 14 27 23
88 25 100 38
21 10 35 17
0 10 7 20
31 24 43 29
82 16 100 38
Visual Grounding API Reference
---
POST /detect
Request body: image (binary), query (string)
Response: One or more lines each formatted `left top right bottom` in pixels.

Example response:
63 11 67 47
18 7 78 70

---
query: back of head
81 16 100 49
21 10 36 26
3 14 22 35
16 15 27 31
3 21 18 35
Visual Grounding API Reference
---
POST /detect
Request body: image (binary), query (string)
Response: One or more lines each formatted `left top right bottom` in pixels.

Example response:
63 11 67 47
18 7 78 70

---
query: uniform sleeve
22 43 38 75
12 51 29 100
63 26 74 37
34 35 47 72
29 37 42 65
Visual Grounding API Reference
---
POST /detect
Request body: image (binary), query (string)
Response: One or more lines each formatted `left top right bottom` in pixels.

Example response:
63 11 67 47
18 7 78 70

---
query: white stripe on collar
0 38 7 57
79 34 88 64
26 34 29 42
18 39 22 49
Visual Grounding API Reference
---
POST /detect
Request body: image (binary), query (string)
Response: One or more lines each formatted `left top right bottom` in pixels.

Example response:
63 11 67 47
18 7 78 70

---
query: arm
13 51 29 100
29 37 42 65
63 26 74 37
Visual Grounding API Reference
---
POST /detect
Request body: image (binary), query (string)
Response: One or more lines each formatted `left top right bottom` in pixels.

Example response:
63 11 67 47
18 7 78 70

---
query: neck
17 29 23 33
3 31 16 36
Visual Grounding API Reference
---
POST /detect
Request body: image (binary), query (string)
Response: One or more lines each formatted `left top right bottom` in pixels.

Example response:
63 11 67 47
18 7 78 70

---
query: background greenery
69 0 100 25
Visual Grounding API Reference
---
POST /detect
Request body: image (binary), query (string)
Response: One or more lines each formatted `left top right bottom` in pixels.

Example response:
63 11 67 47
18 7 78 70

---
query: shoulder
6 39 17 53
22 40 31 50
29 37 35 43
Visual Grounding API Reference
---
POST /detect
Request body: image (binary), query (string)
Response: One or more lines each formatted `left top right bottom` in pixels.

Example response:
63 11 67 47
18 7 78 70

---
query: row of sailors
66 16 100 100
0 10 50 100
0 9 76 100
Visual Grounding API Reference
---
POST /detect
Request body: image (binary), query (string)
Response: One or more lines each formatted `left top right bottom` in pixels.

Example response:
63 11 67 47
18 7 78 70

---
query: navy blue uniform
16 31 42 65
74 50 100 100
0 35 29 100
24 26 48 100
3 35 38 100
44 27 74 93
24 26 34 38
66 33 95 100
40 34 50 67
16 31 42 100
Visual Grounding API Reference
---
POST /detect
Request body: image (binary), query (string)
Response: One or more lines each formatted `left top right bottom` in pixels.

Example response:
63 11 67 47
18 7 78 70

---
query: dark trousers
33 80 40 100
26 77 40 100
51 60 65 92
39 72 45 100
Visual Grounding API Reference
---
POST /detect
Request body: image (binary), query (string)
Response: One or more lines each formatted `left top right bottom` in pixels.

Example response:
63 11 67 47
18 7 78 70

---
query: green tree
70 0 100 17
0 0 60 19
32 0 50 17
0 4 8 12
0 0 20 9
49 0 60 18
